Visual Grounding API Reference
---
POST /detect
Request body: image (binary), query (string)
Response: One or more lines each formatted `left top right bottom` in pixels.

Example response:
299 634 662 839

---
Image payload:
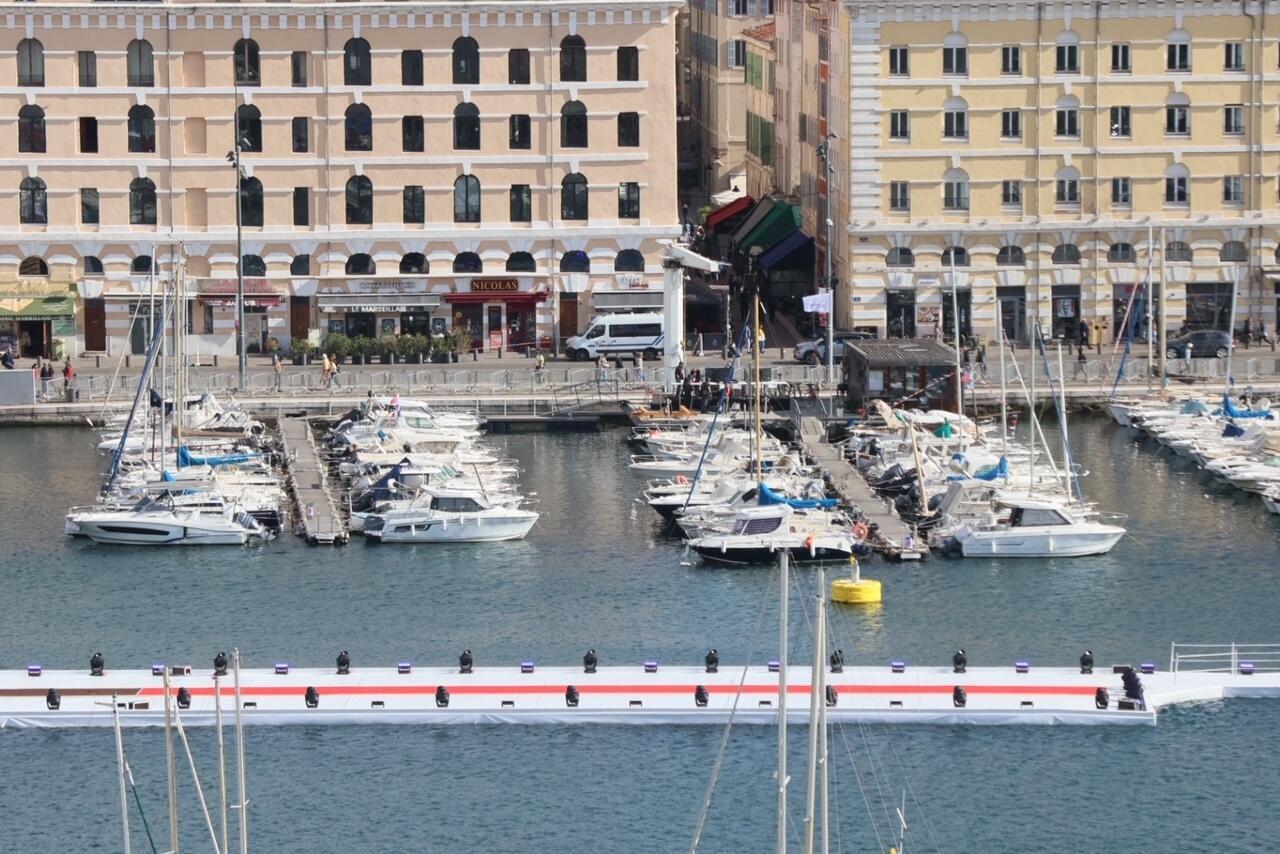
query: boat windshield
733 515 782 535
1009 507 1068 527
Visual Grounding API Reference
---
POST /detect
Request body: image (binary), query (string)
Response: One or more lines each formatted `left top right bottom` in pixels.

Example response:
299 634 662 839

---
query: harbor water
2 417 1278 852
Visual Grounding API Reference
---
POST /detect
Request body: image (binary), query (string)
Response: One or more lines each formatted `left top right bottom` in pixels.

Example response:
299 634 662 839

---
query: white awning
592 292 663 310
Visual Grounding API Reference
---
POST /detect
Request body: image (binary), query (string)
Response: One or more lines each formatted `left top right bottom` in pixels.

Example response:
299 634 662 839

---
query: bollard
94 355 101 369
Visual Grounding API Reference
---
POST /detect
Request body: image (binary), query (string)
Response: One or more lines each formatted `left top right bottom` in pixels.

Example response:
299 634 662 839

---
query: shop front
315 278 442 344
193 279 287 356
1112 282 1160 342
444 279 548 354
886 288 916 338
1186 282 1233 331
997 286 1027 343
0 286 76 359
1050 284 1082 341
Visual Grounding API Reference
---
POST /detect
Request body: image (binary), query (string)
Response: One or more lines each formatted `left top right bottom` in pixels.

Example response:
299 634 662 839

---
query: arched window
453 252 483 274
1052 243 1081 265
561 173 588 220
1165 163 1190 205
19 257 48 277
128 105 156 153
941 246 969 267
132 255 153 274
83 256 105 275
1109 242 1136 263
346 175 373 224
614 249 645 272
233 39 260 86
453 103 480 150
345 254 375 275
1220 241 1248 262
560 36 587 82
453 174 481 223
560 250 590 273
1054 166 1081 204
18 105 46 153
561 100 588 148
345 104 372 151
1166 241 1193 262
130 178 157 225
997 245 1026 266
127 39 155 87
241 254 266 276
886 247 914 267
942 168 969 211
452 37 479 85
400 253 428 274
19 177 47 224
17 38 44 86
236 104 262 152
290 254 311 276
506 251 536 272
344 38 371 86
239 176 264 227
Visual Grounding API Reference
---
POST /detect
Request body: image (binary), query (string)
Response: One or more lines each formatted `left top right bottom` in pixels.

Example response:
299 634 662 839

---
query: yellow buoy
831 577 883 604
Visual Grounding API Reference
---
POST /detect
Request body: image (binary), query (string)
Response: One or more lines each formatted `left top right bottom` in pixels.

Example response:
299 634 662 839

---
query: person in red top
62 358 76 398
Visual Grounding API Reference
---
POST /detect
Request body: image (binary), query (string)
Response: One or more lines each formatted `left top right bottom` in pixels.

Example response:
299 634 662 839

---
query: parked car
1165 330 1231 359
793 332 874 365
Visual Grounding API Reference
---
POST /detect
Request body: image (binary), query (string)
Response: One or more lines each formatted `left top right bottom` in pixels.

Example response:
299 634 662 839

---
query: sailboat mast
163 669 180 854
776 551 789 854
215 673 229 854
802 564 825 854
998 324 1008 457
1225 268 1240 402
950 253 963 454
753 295 763 483
1057 342 1070 497
1146 223 1155 389
112 695 133 854
817 567 829 854
1028 320 1037 491
234 649 249 854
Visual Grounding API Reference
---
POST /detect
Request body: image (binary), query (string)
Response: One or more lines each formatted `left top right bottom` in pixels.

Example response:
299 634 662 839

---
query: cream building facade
741 21 775 199
3 0 680 358
842 0 1280 345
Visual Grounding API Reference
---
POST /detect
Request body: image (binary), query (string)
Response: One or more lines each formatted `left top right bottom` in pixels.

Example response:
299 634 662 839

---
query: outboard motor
89 652 104 677
704 649 719 673
213 652 228 676
337 651 351 675
583 650 598 674
304 686 320 709
458 650 474 674
177 687 192 709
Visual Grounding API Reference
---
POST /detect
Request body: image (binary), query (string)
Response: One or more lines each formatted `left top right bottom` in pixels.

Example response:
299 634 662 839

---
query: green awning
737 202 801 254
0 295 75 320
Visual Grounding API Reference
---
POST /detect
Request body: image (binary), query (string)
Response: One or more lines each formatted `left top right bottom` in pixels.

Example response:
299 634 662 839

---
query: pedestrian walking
976 344 987 380
272 353 284 392
1073 344 1088 381
320 352 332 388
595 353 608 391
330 357 342 388
635 351 645 385
39 359 54 399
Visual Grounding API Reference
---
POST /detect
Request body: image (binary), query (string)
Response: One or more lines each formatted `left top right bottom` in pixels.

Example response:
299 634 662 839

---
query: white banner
802 292 832 313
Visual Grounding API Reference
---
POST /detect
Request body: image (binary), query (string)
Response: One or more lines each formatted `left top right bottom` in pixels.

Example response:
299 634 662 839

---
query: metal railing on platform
1170 643 1280 673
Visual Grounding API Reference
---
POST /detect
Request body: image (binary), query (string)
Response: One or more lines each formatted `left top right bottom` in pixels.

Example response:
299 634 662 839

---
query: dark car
1166 330 1231 359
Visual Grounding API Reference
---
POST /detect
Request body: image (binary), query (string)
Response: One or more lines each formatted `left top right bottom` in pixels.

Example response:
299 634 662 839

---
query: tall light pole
816 136 836 386
229 64 246 390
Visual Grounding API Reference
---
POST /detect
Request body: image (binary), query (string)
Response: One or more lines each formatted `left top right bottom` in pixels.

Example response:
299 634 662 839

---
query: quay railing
1170 643 1280 673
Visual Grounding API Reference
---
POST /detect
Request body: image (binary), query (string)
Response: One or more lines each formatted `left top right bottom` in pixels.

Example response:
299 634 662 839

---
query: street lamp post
228 136 245 391
816 136 837 386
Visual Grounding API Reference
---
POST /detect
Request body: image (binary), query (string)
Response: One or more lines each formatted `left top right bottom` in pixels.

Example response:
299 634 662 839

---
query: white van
565 312 665 361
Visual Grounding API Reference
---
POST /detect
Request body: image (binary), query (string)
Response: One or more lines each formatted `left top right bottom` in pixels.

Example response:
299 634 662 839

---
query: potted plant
430 335 451 364
379 334 399 365
450 327 473 363
402 334 427 364
351 336 375 365
321 332 350 364
291 339 315 366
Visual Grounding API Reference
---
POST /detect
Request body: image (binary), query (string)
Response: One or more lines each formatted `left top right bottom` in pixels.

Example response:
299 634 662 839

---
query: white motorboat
947 498 1124 558
687 504 870 566
67 496 270 546
362 489 538 543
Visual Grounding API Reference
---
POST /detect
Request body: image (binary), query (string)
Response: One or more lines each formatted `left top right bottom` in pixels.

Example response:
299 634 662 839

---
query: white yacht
947 498 1125 558
362 489 538 543
687 504 869 566
67 496 270 546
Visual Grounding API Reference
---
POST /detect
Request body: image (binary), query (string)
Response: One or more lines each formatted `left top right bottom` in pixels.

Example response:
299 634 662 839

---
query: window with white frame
1166 95 1190 135
1001 109 1021 139
1223 175 1245 205
1055 168 1081 205
889 110 910 140
1165 165 1190 205
1110 106 1131 137
1224 104 1244 135
731 0 749 15
943 97 968 138
1111 43 1131 72
1055 97 1080 137
1002 180 1022 208
943 169 970 210
889 46 909 76
1167 32 1191 71
1001 45 1021 74
942 34 968 75
1112 177 1132 206
727 41 746 69
1055 32 1080 73
889 181 910 211
1224 41 1245 71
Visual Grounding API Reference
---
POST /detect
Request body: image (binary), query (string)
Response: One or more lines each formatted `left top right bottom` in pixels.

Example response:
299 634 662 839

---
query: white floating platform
5 662 1279 729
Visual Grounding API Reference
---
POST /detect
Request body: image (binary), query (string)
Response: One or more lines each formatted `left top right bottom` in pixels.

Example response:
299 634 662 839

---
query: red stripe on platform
135 683 1104 698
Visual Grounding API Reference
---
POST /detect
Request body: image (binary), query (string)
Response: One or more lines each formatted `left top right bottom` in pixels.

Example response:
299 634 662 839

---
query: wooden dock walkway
279 417 348 545
794 416 927 560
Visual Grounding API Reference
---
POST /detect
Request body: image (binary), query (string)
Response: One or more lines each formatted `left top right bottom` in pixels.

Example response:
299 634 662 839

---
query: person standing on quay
62 358 76 399
320 352 332 388
272 353 284 392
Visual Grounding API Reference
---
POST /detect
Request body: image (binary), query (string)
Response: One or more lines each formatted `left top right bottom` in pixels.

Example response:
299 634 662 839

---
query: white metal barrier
1170 643 1280 673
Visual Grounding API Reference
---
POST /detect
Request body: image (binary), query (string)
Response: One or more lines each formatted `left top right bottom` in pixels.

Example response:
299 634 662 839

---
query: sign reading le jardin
471 279 520 293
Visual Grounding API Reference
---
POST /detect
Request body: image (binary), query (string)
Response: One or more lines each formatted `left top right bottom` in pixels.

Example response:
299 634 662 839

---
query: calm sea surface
1 418 1278 853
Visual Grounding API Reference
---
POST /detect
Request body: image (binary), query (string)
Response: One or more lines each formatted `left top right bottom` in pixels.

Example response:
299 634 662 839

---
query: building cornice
847 214 1280 236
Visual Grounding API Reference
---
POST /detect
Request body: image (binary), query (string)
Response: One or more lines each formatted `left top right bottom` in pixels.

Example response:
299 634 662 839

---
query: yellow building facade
844 0 1280 345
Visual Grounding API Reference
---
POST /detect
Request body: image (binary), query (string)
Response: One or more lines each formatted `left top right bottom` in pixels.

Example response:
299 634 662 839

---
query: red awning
705 195 755 232
444 292 549 305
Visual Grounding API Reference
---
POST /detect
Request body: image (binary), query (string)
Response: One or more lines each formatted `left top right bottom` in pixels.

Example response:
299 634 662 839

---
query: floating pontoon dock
5 645 1276 729
279 416 348 545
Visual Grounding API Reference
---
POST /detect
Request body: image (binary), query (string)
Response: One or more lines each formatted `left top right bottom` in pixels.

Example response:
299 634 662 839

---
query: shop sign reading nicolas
470 279 520 293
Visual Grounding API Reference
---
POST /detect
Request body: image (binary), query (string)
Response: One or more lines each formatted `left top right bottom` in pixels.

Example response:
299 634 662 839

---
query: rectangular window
1056 44 1079 74
1111 43 1131 72
617 46 639 81
1224 104 1245 135
1002 180 1022 207
618 112 640 147
1056 178 1080 205
889 181 909 212
402 116 425 152
889 110 909 140
1166 176 1189 204
509 49 530 84
944 180 969 210
1112 177 1132 206
1225 42 1245 71
510 184 532 222
943 46 968 75
943 109 967 139
618 182 641 219
78 51 97 87
1002 45 1021 75
292 117 309 153
732 0 748 14
79 117 99 154
1001 109 1021 139
403 185 425 223
1166 106 1189 135
1168 42 1190 72
1110 106 1131 137
293 187 309 226
727 40 746 69
1055 108 1079 138
509 114 531 149
1224 175 1244 205
81 188 100 224
888 46 909 76
291 51 308 87
401 50 424 86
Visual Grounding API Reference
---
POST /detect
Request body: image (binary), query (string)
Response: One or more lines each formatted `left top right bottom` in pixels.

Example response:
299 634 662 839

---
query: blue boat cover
365 459 414 503
1222 394 1274 420
758 482 838 509
177 446 260 467
1222 423 1247 438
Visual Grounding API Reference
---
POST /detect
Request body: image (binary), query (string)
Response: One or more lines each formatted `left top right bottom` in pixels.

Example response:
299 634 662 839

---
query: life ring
675 475 689 484
852 522 870 540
